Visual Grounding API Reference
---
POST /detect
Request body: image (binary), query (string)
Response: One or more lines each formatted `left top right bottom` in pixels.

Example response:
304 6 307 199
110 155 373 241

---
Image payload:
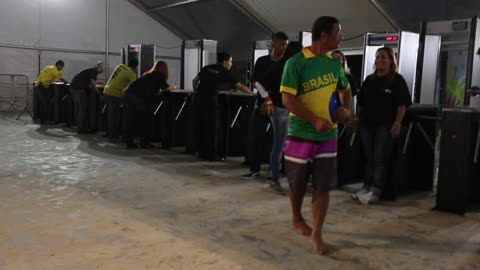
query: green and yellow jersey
280 47 350 142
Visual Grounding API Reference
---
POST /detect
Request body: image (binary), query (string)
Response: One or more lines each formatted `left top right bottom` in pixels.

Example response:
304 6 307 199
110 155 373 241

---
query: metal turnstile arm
154 101 164 116
474 127 480 164
175 100 188 121
230 106 243 128
101 104 107 115
403 122 414 154
349 132 356 147
416 122 435 151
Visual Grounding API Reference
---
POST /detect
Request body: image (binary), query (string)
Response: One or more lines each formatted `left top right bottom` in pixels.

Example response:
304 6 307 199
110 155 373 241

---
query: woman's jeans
360 124 394 196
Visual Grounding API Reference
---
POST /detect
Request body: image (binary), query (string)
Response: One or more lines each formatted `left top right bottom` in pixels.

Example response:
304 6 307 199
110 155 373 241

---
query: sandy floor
1 114 479 270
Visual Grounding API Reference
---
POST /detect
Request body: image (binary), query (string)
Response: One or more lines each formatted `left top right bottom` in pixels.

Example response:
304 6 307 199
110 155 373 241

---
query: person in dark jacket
124 61 176 149
242 32 289 179
70 61 105 133
252 41 303 194
353 47 412 204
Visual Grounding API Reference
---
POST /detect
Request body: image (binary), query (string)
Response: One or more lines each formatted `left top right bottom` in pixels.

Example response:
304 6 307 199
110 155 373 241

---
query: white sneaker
358 192 380 205
352 188 369 200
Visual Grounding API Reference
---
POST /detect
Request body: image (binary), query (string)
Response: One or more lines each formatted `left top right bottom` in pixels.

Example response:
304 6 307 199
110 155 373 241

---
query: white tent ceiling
130 0 398 48
233 0 398 48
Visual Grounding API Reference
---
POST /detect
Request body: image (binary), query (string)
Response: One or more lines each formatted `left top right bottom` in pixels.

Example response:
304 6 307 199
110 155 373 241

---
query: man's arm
282 93 332 133
338 88 352 109
391 105 406 138
234 82 253 95
89 79 99 93
192 75 200 91
336 88 352 124
254 82 269 98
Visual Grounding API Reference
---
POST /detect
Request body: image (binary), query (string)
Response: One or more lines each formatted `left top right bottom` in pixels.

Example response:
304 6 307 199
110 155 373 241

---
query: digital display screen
452 21 469 32
129 45 140 52
368 34 399 46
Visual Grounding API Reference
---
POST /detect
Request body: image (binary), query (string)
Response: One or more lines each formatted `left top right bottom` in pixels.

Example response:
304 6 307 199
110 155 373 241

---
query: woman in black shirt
353 47 412 204
124 61 176 149
192 52 252 160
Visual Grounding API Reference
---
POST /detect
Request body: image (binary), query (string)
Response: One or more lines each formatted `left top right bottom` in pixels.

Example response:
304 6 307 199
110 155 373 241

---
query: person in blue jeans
353 47 412 204
242 32 289 180
103 58 139 142
254 42 303 194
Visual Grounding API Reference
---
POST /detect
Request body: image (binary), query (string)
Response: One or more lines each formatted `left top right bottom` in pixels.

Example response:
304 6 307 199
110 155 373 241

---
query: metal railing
0 74 32 120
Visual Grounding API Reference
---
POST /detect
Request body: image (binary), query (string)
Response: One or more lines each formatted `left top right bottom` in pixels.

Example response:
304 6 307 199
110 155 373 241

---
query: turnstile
181 40 218 89
385 105 440 200
33 82 74 125
160 90 194 149
218 91 256 158
52 82 75 126
193 91 256 161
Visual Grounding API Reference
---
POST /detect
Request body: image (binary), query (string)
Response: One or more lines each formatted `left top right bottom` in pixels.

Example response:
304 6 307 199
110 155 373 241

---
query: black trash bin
435 108 480 214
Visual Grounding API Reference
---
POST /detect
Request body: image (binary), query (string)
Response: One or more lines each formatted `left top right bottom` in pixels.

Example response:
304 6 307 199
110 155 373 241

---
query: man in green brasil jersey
280 16 352 255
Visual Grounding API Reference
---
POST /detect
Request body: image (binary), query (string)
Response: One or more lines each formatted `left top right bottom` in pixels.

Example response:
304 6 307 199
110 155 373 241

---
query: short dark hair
128 58 139 69
283 41 303 60
273 32 289 42
312 16 340 41
217 52 231 63
55 60 65 67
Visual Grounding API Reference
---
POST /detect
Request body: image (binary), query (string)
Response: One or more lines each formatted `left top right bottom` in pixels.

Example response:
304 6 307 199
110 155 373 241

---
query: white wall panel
0 0 182 111
39 0 106 51
0 0 41 46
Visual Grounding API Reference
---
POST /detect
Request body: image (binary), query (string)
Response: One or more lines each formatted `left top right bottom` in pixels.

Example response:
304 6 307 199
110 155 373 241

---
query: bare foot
311 234 329 255
293 220 313 236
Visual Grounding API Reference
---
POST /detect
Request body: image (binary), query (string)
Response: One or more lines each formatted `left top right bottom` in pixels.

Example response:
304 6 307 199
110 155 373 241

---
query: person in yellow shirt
35 60 68 123
103 58 139 141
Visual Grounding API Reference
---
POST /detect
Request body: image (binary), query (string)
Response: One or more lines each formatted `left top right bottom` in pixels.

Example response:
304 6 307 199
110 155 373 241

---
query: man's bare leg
311 191 330 255
289 192 312 236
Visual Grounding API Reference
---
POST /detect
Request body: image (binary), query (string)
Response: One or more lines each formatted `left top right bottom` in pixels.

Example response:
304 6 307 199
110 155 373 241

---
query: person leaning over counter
103 58 139 141
69 61 105 134
123 60 176 149
192 52 253 161
35 60 68 124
